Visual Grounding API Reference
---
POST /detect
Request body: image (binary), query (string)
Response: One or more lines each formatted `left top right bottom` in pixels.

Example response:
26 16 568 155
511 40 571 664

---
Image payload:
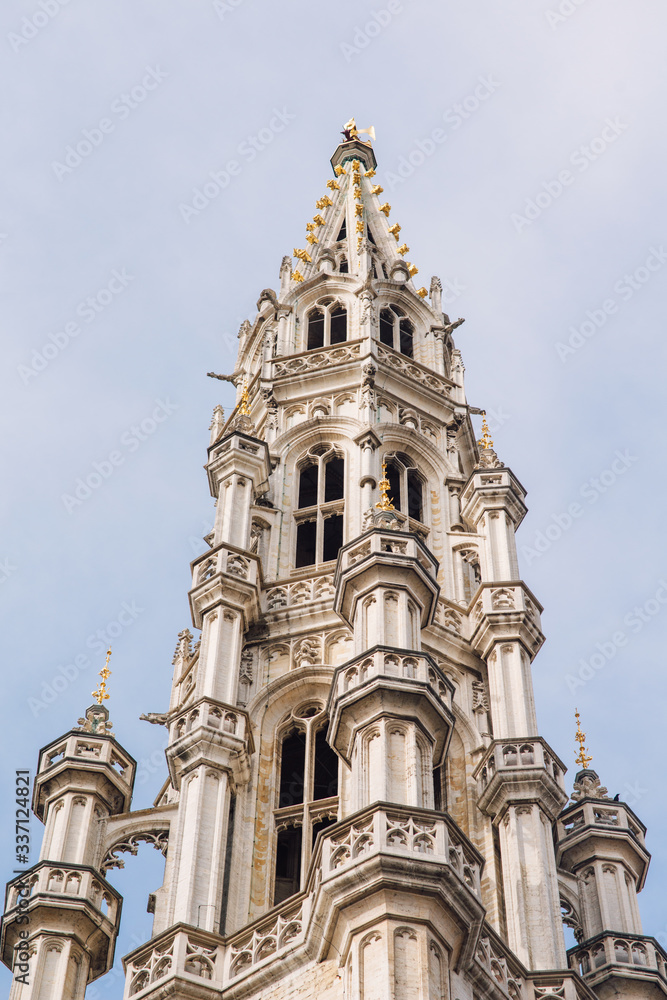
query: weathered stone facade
2 136 665 1000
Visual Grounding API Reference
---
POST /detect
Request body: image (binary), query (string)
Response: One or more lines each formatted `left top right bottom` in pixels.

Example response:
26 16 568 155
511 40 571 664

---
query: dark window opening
399 318 414 358
279 730 306 807
337 219 347 240
339 257 348 274
433 764 445 811
307 310 325 350
312 816 336 849
330 307 347 344
273 826 302 905
296 520 316 568
314 729 339 799
323 514 344 562
367 227 376 246
381 263 388 278
324 457 344 502
298 465 318 508
386 462 401 512
407 472 423 521
379 309 394 347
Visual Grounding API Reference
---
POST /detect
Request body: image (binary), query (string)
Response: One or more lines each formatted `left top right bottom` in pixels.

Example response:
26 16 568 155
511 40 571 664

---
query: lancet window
306 299 347 350
385 453 424 524
379 305 414 358
295 445 345 568
273 705 339 905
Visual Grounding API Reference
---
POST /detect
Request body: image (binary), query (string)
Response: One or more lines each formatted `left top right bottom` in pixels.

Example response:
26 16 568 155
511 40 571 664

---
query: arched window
306 300 347 350
295 445 345 568
273 707 339 905
339 256 349 274
379 305 414 358
336 219 347 240
384 453 425 523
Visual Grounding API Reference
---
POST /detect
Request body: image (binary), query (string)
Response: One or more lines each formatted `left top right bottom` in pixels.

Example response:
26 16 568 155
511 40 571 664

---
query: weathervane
92 647 112 705
574 709 593 769
341 118 376 144
375 461 395 512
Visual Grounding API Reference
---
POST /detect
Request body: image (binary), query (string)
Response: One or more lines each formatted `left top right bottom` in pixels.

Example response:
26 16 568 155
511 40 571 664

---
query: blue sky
2 1 666 994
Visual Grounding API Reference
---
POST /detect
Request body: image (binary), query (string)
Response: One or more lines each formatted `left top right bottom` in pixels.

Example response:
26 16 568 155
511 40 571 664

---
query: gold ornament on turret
406 263 418 277
379 203 391 216
388 223 401 239
355 204 364 217
239 377 251 416
364 169 376 178
306 233 318 245
353 185 361 199
397 243 409 256
371 185 384 195
574 709 593 769
312 214 326 226
416 287 428 298
334 165 346 176
375 462 395 511
326 179 340 191
305 222 316 231
293 270 304 282
316 196 333 209
92 647 112 704
293 247 312 263
477 412 494 450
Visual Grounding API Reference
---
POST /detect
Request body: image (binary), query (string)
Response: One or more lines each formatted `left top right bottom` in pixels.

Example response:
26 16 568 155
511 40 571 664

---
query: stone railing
318 803 482 899
38 733 135 787
569 932 667 983
331 648 454 712
6 862 120 926
376 342 454 396
192 542 259 589
123 900 310 997
273 340 362 378
473 738 566 796
265 573 335 611
469 583 542 630
168 698 251 748
343 529 438 578
556 800 646 845
475 932 525 998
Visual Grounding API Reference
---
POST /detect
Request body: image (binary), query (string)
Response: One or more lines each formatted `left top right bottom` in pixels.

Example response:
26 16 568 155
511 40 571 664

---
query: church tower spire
3 125 665 1000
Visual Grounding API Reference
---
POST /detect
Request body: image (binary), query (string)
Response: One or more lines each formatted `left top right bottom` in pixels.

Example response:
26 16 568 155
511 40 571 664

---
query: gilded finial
574 709 593 769
239 377 251 416
375 461 395 511
477 411 494 450
92 647 112 705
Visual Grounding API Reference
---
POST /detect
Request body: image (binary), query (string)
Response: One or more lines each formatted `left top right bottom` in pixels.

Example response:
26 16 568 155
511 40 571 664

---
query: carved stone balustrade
469 582 545 660
569 932 667 993
556 796 650 892
34 731 135 819
474 738 567 821
189 541 261 628
1 862 121 981
166 697 254 789
317 803 483 900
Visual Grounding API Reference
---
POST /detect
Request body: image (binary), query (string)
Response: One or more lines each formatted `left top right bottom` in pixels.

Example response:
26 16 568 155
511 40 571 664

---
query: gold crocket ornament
375 462 395 512
92 647 112 704
574 709 593 769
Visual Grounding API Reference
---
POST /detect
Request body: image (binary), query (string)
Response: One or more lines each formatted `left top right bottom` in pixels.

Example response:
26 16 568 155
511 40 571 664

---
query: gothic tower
3 130 665 1000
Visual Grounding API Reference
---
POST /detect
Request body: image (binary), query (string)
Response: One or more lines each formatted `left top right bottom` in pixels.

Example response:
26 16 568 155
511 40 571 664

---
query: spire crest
574 708 593 769
92 647 112 705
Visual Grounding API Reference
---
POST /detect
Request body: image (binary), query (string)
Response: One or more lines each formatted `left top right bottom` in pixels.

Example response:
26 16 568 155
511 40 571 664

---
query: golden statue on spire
239 376 251 417
341 118 376 144
375 461 395 511
92 647 112 705
478 411 494 451
574 709 593 769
